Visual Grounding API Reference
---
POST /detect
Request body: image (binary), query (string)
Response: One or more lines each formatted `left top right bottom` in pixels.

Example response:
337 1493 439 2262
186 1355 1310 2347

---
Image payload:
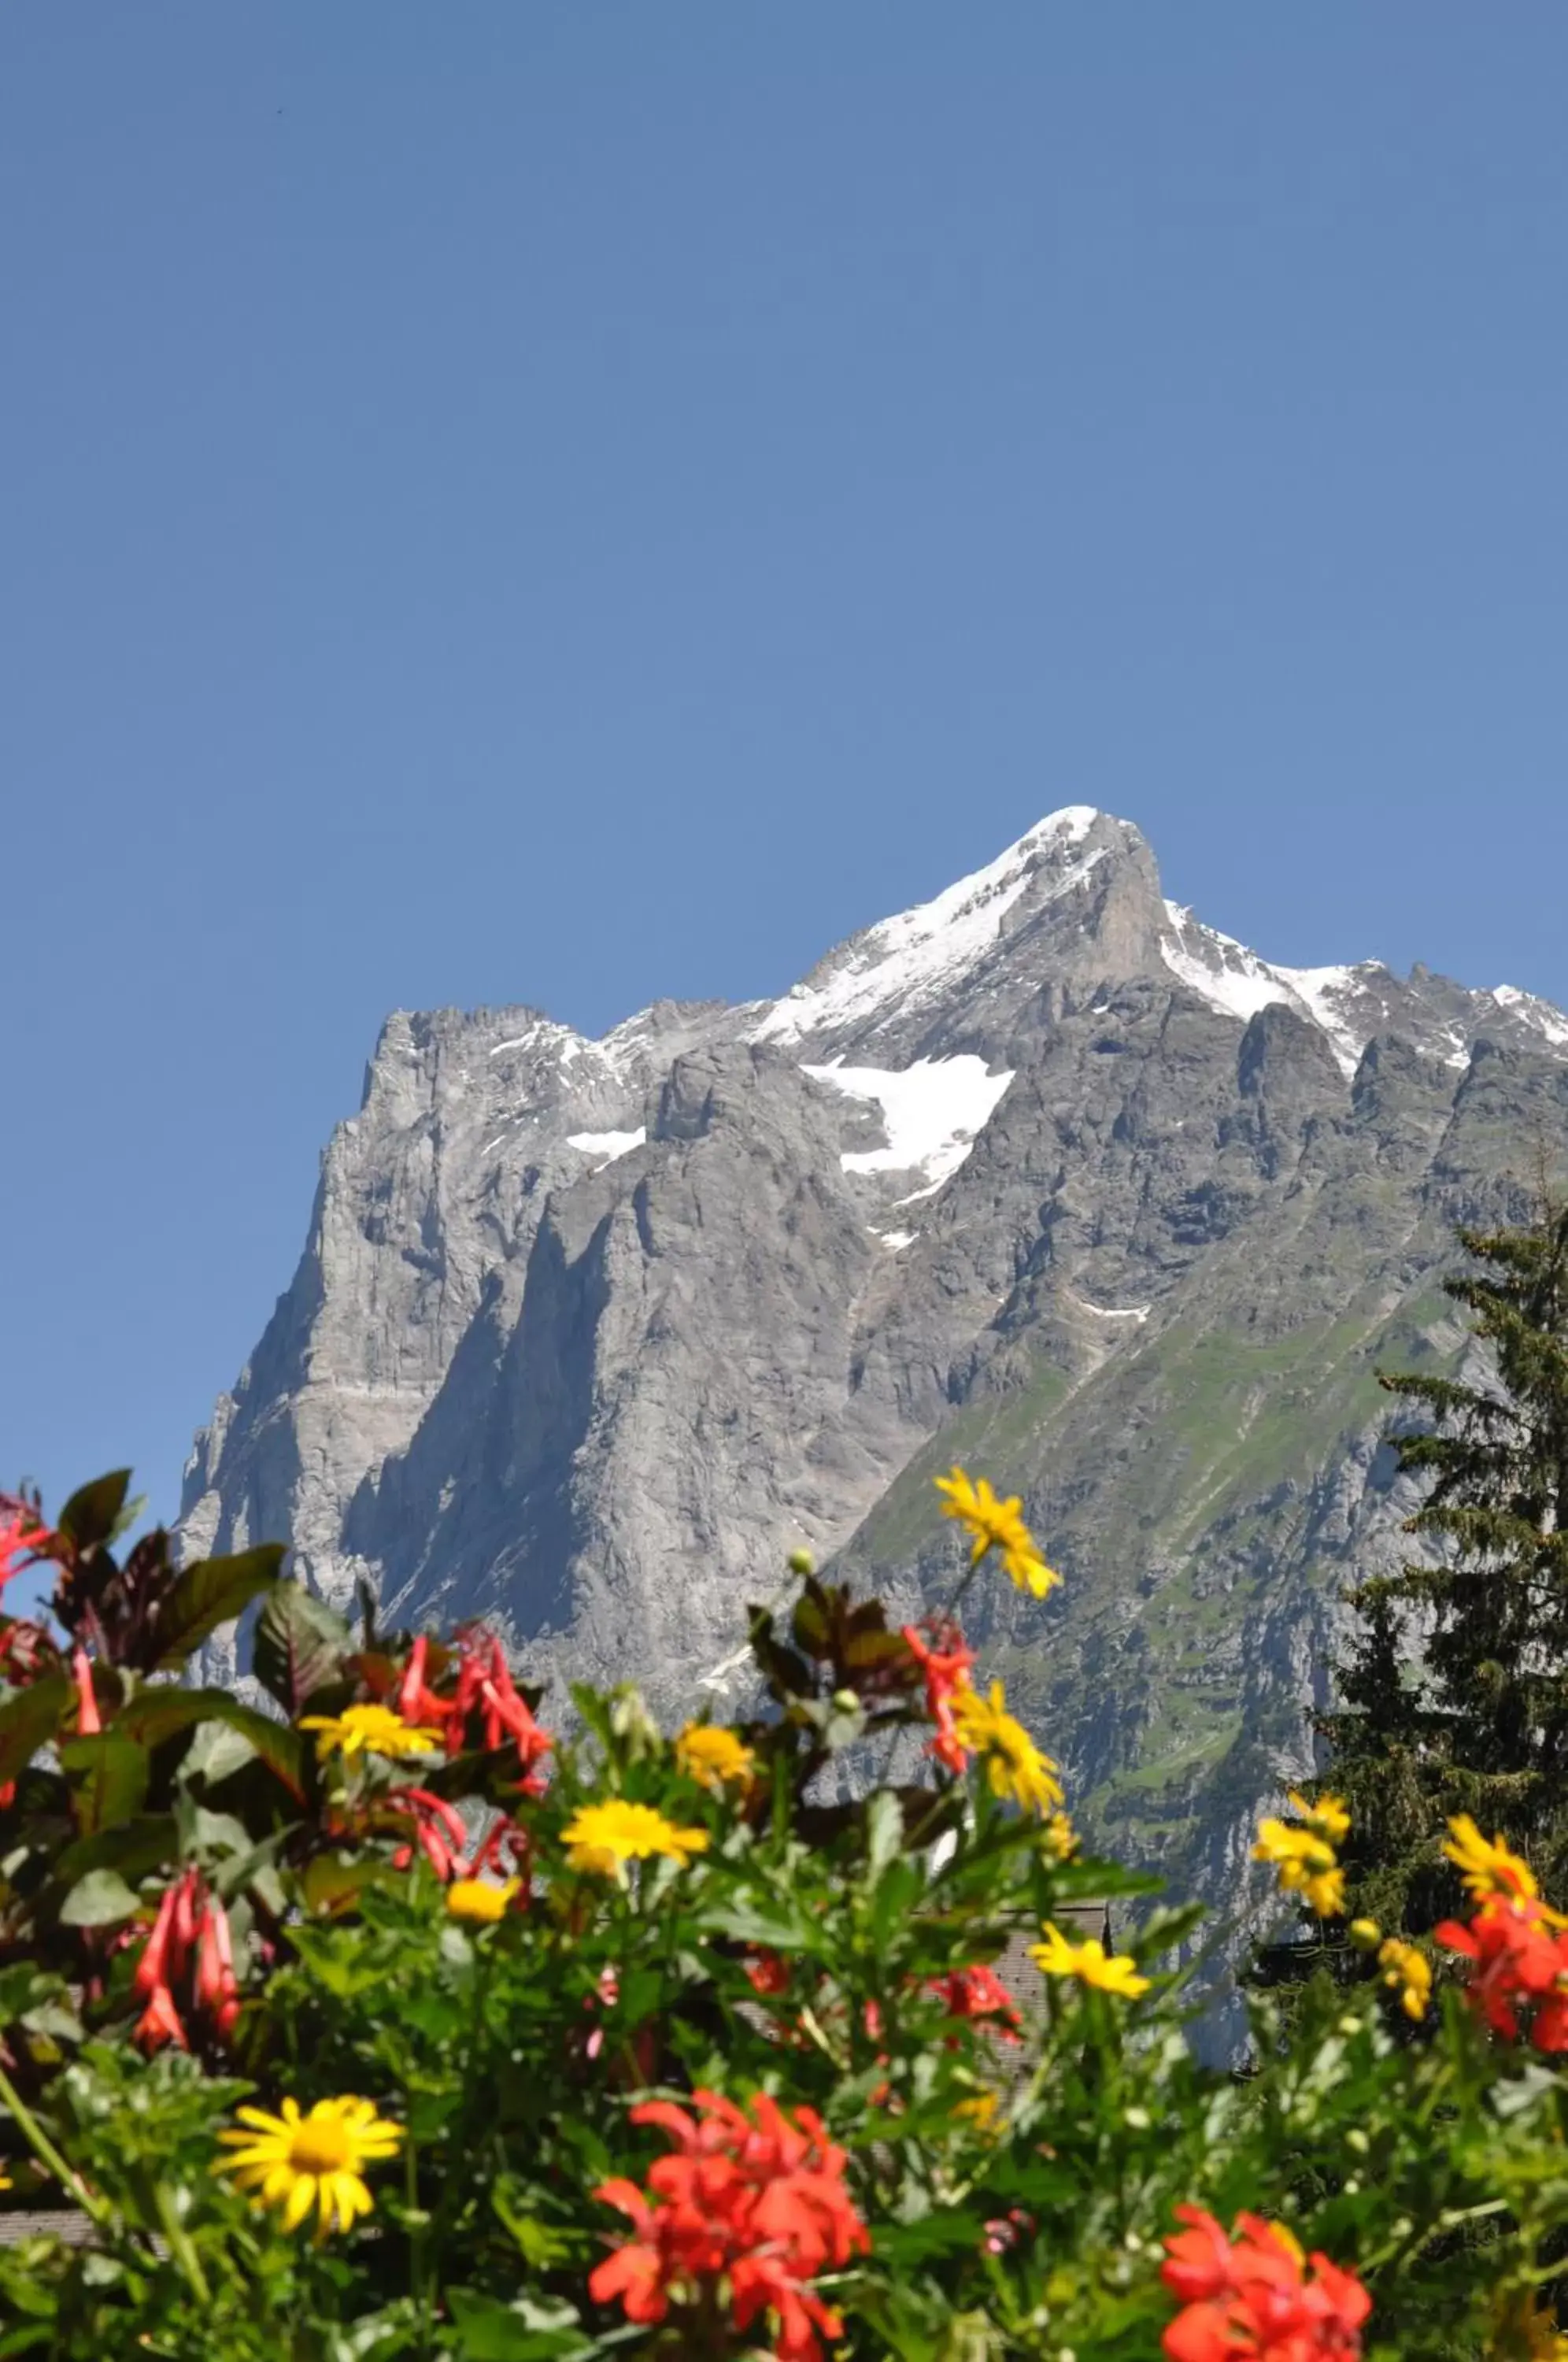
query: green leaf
697 1896 823 1953
319 2301 427 2362
152 1544 286 1670
181 1716 259 1788
298 1853 401 1920
865 1786 904 1880
58 1866 141 1925
54 1812 178 1889
56 1470 132 1550
491 2178 584 2269
872 2208 990 2267
0 1673 68 1786
59 1733 150 1836
253 1579 353 1715
445 2288 590 2360
0 1964 77 2036
185 1804 252 1859
792 1585 832 1655
113 1686 307 1800
288 1906 401 1986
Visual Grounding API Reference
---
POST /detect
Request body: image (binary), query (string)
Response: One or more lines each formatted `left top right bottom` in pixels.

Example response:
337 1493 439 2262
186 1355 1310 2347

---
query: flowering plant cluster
591 2091 869 2360
0 1468 1566 2358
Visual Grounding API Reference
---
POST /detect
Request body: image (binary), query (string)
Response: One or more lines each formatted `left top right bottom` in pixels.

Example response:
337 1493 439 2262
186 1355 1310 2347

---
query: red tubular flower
134 1981 189 2053
395 1635 453 1731
1160 2207 1370 2362
466 1812 531 1886
133 1879 180 1999
70 1647 102 1735
398 1820 454 1879
0 1509 56 1596
172 1867 201 1957
1435 1897 1568 2051
387 1784 471 1879
194 1893 241 2037
131 1869 202 2051
132 1868 242 2049
590 2090 869 2362
933 1963 1021 2039
901 1617 975 1774
446 1631 554 1790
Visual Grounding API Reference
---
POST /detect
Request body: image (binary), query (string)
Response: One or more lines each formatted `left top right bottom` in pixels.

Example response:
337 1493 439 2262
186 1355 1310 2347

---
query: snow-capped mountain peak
749 805 1111 1050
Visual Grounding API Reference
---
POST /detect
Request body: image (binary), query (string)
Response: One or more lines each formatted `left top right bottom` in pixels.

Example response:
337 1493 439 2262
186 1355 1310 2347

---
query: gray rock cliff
179 809 1568 1925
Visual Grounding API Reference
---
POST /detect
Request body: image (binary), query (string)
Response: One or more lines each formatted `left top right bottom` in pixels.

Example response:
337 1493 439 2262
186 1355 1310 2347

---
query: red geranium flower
1160 2206 1370 2362
1434 1896 1568 2052
932 1963 1021 2040
745 1949 793 1997
590 2090 869 2362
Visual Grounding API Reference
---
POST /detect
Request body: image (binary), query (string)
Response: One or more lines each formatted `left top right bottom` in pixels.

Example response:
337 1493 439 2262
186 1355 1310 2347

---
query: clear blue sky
2 7 1565 1553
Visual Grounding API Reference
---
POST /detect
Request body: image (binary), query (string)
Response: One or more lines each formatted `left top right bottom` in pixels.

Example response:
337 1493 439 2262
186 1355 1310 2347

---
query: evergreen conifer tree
1322 1195 1568 1933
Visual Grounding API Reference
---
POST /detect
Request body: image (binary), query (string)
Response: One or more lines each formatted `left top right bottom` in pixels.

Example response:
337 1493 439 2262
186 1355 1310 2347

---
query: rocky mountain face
179 809 1568 1938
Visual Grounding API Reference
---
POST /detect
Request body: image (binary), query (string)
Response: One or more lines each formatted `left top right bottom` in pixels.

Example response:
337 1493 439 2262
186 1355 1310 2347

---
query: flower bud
787 1548 815 1575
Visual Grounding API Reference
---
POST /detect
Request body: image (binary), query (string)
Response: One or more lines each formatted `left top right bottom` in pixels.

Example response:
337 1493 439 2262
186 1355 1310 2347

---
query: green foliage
1324 1201 1568 1929
0 1471 1565 2356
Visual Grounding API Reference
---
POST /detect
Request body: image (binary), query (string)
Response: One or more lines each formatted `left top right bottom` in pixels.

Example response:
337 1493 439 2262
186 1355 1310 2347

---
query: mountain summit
180 811 1568 1920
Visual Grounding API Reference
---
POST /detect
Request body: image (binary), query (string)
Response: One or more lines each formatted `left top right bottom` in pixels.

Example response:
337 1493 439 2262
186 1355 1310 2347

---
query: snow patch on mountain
1492 986 1568 1050
487 1019 592 1062
752 807 1102 1048
1159 908 1297 1026
1159 906 1369 1078
565 1127 647 1171
804 1056 1014 1191
1267 965 1372 1078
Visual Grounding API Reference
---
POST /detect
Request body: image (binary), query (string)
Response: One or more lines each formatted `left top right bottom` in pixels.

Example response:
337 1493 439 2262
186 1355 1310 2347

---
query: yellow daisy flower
1443 1814 1566 1922
1518 2301 1568 2360
1252 1817 1345 1919
1029 1923 1151 1998
674 1723 756 1792
1041 1809 1080 1862
446 1877 522 1923
298 1701 443 1763
1286 1789 1351 1846
219 2095 401 2237
934 1468 1060 1598
951 1679 1064 1816
1377 1937 1432 2022
560 1799 710 1875
952 2090 1001 2134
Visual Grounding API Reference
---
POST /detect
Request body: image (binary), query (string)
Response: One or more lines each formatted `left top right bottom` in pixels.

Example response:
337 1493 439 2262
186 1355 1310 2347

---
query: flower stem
0 2057 113 2229
405 2127 431 2357
941 1549 988 1625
